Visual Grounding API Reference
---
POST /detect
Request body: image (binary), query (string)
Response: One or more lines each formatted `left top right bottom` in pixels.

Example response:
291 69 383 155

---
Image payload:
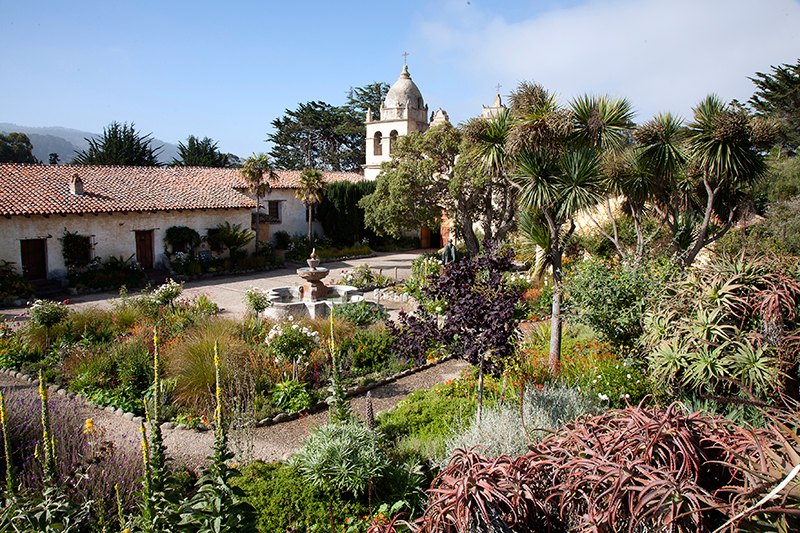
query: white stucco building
0 164 363 280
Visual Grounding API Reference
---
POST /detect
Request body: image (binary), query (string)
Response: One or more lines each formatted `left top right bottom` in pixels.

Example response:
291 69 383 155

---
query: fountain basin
265 284 363 320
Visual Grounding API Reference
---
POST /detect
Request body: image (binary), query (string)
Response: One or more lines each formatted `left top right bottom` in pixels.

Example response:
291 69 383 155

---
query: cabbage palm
215 221 254 267
630 112 689 260
514 146 605 368
240 153 276 257
510 84 614 368
569 94 635 152
682 95 771 267
296 168 327 246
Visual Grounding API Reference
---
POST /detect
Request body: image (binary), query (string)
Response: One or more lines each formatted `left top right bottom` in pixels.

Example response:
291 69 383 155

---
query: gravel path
0 357 468 472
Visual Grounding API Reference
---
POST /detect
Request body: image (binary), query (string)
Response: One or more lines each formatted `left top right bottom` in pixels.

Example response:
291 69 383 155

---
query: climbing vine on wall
59 229 93 272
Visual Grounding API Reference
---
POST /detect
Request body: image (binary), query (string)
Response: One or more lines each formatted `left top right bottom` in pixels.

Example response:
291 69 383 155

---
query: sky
2 0 799 160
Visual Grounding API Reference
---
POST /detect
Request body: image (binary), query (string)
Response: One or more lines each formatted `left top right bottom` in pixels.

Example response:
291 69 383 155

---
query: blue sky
2 0 799 160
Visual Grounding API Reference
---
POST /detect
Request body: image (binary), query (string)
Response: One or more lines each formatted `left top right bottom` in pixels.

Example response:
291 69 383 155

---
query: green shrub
292 421 389 498
265 318 321 373
269 380 313 412
0 260 34 301
63 307 116 345
234 461 368 533
338 327 393 374
164 226 201 254
243 287 271 316
59 229 94 272
28 299 69 331
0 321 27 368
115 338 154 392
331 301 388 327
70 350 118 392
316 180 377 247
564 256 676 351
273 231 291 250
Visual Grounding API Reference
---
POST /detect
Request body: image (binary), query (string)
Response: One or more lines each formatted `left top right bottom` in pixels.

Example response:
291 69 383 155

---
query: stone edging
0 368 147 425
0 354 456 433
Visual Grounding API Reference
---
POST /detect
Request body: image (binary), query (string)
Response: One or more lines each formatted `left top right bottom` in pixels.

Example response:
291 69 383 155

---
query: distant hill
0 123 180 164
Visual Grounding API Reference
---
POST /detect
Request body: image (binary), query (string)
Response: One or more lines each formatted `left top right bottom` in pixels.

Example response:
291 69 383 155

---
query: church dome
381 65 428 123
384 65 424 109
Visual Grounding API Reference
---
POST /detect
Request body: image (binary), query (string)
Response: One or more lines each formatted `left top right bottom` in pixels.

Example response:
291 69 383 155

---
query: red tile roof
0 164 365 217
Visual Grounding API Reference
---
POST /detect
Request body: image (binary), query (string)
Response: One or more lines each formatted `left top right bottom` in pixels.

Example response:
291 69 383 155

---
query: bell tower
364 64 429 180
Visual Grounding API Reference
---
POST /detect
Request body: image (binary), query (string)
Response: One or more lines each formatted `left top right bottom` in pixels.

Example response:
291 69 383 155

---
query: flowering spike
214 340 222 430
1 392 15 494
153 327 160 423
38 370 55 481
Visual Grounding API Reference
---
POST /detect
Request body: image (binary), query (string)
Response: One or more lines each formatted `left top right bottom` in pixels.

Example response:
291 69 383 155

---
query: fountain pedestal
264 251 366 320
298 268 329 301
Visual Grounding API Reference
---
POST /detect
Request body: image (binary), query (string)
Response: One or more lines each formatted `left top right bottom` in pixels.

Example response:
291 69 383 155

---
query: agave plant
538 403 732 533
710 402 800 532
417 447 555 533
643 252 800 404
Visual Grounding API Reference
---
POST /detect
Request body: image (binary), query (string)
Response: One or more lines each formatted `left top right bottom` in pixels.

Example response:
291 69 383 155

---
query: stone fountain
265 250 363 319
297 249 329 301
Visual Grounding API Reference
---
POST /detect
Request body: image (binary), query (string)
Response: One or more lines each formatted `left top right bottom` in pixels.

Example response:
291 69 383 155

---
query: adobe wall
1 208 252 279
256 190 326 245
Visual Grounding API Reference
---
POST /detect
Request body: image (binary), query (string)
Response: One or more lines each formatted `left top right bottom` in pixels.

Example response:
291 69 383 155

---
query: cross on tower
402 52 409 65
495 83 502 94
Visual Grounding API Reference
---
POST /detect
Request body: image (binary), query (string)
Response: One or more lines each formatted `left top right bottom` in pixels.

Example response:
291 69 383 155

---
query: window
267 200 281 223
373 132 383 156
389 130 398 154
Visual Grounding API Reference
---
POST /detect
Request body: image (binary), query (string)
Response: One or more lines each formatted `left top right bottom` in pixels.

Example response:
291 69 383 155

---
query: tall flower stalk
179 341 257 531
38 372 56 482
327 313 352 423
1 392 14 495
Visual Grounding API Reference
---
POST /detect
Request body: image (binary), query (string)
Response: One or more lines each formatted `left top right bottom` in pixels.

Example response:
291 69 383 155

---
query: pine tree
749 59 800 156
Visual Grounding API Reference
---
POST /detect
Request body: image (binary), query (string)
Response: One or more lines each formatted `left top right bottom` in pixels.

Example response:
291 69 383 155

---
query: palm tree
508 84 622 369
514 147 605 369
570 94 635 152
462 109 518 253
215 221 254 267
240 153 276 257
626 112 688 261
568 94 642 261
681 95 771 267
296 169 327 246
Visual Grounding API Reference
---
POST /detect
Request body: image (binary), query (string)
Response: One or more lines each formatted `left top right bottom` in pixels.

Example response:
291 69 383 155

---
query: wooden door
135 231 154 269
20 239 47 279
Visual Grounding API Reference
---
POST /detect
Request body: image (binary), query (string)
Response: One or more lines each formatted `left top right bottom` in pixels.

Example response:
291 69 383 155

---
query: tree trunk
683 173 720 268
546 211 563 372
308 205 313 247
254 192 260 257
